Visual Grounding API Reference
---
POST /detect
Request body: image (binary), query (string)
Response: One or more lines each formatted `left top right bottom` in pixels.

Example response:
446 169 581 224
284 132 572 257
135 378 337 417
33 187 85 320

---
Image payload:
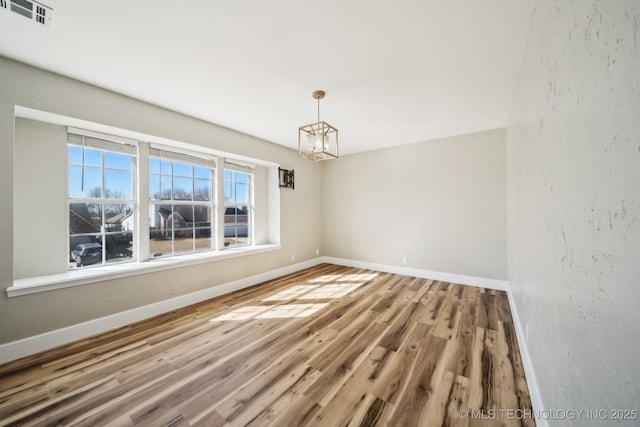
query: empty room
0 1 638 426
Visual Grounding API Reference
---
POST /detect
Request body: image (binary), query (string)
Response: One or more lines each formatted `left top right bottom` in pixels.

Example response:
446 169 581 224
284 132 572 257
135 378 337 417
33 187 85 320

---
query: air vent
1 0 53 26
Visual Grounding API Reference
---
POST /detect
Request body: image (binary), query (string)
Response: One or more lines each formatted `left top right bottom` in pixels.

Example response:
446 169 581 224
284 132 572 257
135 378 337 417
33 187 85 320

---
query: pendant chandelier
298 90 339 161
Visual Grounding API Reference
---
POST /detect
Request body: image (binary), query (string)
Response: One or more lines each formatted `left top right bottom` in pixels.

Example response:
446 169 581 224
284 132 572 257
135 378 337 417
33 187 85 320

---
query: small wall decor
278 167 295 189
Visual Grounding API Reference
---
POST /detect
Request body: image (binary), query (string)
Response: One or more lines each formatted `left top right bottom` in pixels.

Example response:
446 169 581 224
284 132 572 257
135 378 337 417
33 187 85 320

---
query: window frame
67 135 137 270
223 167 254 248
67 131 262 269
148 150 217 258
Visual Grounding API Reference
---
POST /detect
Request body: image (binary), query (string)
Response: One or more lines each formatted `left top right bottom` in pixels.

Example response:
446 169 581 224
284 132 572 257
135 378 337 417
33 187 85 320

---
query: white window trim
148 147 217 257
223 167 254 249
67 134 138 268
10 106 283 297
7 244 282 297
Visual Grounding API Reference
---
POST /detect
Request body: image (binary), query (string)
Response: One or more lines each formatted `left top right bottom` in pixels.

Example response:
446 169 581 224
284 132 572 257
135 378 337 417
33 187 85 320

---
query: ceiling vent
1 0 53 27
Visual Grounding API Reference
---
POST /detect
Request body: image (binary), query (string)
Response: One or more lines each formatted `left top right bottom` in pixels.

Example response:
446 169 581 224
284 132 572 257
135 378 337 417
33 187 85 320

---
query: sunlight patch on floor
209 303 328 321
262 284 322 301
296 283 365 299
210 272 378 321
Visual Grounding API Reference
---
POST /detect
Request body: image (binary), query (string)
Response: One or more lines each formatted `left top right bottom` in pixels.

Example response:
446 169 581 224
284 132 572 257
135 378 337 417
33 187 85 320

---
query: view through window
67 131 258 271
68 142 135 269
149 155 215 257
224 168 252 247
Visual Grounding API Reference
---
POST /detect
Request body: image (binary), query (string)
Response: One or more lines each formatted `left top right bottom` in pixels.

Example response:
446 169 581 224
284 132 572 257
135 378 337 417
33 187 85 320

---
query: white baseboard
506 286 548 427
0 255 518 381
0 258 323 365
321 256 508 291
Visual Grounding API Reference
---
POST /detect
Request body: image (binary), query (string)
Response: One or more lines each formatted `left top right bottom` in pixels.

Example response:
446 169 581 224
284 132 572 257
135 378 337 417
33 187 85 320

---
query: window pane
69 166 102 198
224 225 237 237
224 182 234 202
173 205 194 254
104 204 134 231
224 169 232 181
194 166 211 180
149 174 161 200
236 183 249 203
193 205 212 227
149 204 172 256
69 234 101 268
236 205 249 235
149 157 160 174
174 205 194 225
69 202 102 233
68 145 83 165
236 172 250 184
149 238 168 258
195 230 212 251
149 204 172 233
173 177 193 200
159 176 172 200
173 162 193 178
69 238 103 268
224 229 248 248
105 152 133 170
104 169 133 199
173 231 194 254
83 148 102 167
194 179 211 201
105 231 133 264
160 159 172 175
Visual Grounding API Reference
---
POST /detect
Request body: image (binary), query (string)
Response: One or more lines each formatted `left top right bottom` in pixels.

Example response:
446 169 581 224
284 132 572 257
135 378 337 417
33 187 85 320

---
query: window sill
6 244 281 298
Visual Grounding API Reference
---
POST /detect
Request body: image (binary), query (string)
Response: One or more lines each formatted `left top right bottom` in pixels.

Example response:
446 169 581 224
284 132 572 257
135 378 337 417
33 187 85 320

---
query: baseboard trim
506 285 548 427
321 256 508 291
0 258 323 365
0 257 510 366
1 256 545 424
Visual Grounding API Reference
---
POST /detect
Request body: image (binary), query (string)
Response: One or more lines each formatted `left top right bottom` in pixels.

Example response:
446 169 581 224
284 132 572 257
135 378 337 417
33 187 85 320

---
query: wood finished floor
0 264 534 427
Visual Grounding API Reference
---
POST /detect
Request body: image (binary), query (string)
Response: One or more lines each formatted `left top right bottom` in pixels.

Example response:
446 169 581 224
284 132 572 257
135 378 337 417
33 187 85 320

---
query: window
63 127 263 272
224 166 253 248
149 149 215 257
68 136 136 269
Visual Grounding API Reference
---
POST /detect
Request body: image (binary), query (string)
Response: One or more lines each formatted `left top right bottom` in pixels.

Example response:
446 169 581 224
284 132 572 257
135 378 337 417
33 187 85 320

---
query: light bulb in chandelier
308 133 330 152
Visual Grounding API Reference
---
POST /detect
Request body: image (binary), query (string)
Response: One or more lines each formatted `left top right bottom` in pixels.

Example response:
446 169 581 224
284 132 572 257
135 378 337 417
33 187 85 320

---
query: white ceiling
0 0 533 155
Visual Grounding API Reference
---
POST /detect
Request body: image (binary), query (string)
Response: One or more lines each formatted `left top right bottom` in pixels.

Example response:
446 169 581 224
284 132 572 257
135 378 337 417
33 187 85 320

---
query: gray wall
506 0 640 419
323 129 506 280
0 56 323 344
14 119 69 278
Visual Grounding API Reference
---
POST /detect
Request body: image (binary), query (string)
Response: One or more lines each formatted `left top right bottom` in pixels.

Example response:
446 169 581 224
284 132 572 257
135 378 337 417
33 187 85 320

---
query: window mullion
101 152 106 264
136 142 150 262
216 159 226 251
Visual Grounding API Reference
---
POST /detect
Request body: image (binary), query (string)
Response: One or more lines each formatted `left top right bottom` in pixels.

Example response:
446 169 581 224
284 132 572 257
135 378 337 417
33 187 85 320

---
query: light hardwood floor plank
0 264 534 427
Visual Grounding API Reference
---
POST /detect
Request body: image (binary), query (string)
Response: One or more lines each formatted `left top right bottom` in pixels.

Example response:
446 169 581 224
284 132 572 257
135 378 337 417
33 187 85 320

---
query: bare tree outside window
68 144 135 269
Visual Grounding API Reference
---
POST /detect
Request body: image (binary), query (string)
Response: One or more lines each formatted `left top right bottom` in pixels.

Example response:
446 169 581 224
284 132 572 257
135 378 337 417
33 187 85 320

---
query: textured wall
506 0 640 421
324 129 506 280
